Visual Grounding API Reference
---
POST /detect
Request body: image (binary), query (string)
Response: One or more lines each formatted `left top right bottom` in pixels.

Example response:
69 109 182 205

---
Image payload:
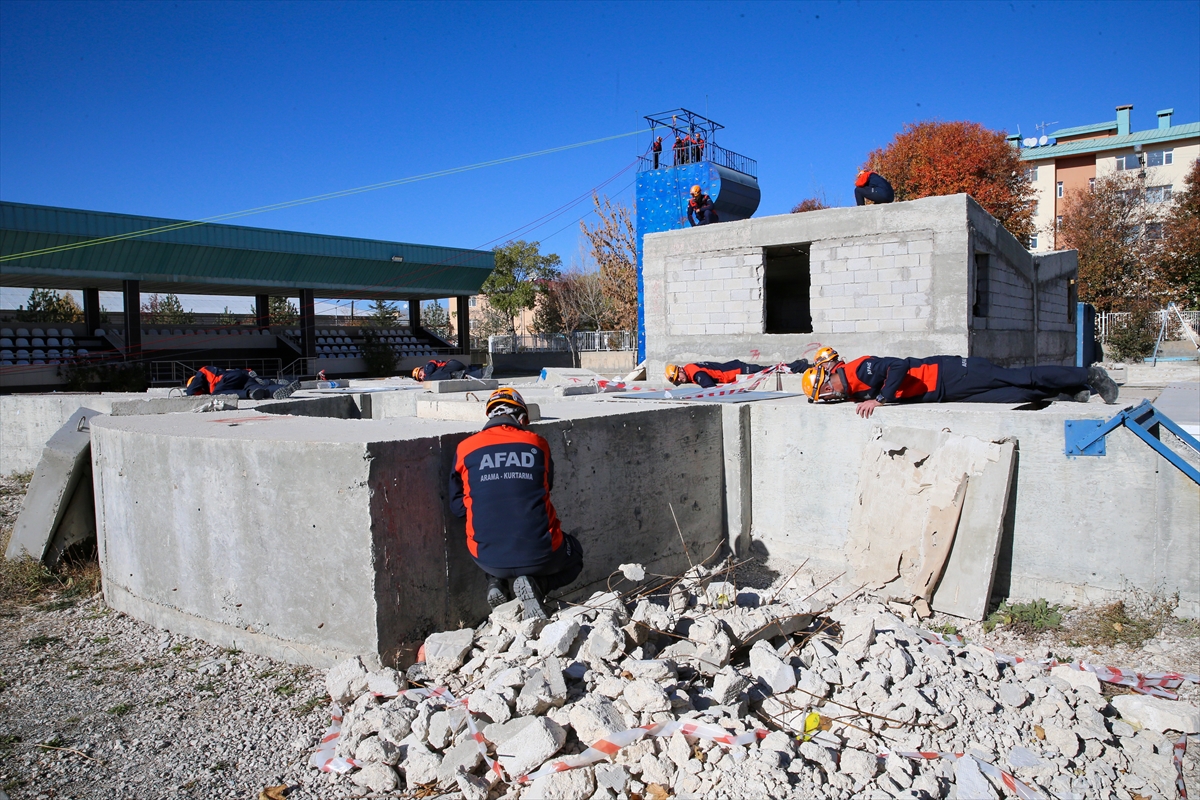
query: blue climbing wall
635 162 761 361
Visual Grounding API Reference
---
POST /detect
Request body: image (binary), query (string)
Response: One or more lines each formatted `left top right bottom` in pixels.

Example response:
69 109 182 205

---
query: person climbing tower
687 185 718 226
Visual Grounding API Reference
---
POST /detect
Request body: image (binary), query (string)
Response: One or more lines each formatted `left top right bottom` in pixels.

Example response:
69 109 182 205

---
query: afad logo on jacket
478 447 539 470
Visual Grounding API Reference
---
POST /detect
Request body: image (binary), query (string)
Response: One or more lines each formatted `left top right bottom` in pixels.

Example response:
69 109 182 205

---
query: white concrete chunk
1050 665 1102 694
424 628 475 674
494 716 566 777
1112 694 1200 734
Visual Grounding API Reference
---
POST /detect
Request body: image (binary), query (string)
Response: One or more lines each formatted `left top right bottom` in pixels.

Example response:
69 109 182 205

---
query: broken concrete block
839 615 876 662
351 761 399 792
456 772 490 800
423 378 499 393
427 707 468 750
839 747 879 780
356 735 401 765
495 716 566 777
536 618 581 657
109 396 238 415
1050 664 1103 694
1042 724 1081 758
516 669 554 716
584 616 627 663
377 705 419 745
622 679 671 713
528 764 596 800
999 683 1031 709
401 742 442 785
326 656 369 705
594 762 630 793
424 628 475 674
1112 694 1200 734
953 754 997 800
366 668 404 697
437 738 484 786
7 407 97 567
709 668 750 706
749 640 796 694
569 694 626 745
619 563 646 581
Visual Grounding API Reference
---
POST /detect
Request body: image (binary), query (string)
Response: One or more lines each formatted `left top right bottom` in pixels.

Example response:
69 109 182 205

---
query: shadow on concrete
990 442 1021 606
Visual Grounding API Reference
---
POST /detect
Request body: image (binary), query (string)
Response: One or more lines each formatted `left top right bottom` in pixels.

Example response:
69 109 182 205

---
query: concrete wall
749 397 1200 616
642 194 1076 373
1 393 145 475
580 350 637 374
90 403 726 667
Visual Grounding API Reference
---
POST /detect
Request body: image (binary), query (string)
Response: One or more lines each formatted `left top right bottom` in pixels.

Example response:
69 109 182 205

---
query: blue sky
2 0 1198 313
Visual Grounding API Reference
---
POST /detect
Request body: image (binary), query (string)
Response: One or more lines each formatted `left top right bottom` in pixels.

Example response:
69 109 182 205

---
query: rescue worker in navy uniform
801 348 1119 418
412 359 490 381
687 185 718 226
664 359 812 389
855 169 895 206
673 134 685 166
651 136 663 169
184 366 299 400
449 388 584 620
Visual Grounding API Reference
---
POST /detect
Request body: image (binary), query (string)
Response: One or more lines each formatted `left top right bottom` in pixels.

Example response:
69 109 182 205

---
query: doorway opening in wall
763 244 813 333
972 252 990 319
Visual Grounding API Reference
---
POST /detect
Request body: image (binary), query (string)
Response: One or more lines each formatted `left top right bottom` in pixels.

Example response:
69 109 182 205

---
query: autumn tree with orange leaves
864 121 1036 242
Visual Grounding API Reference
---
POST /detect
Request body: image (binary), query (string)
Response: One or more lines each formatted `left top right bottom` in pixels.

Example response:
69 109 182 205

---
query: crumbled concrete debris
308 561 1200 799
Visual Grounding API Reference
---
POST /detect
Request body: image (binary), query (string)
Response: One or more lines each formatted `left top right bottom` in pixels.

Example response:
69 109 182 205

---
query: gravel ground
1 475 1196 799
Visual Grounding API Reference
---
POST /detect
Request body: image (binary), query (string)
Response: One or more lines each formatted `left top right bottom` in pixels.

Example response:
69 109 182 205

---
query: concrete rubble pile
315 563 1199 800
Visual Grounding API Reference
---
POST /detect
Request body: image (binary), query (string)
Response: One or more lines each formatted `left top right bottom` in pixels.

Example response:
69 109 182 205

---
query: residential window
763 244 813 334
1056 215 1063 229
1146 185 1174 204
1088 178 1095 191
1031 200 1039 215
1146 222 1164 240
469 297 477 307
1145 149 1174 167
1029 234 1039 249
1056 181 1064 198
1024 166 1039 181
1115 153 1142 170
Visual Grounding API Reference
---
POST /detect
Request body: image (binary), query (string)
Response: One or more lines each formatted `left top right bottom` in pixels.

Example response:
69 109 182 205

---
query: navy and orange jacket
682 361 764 388
449 415 563 571
185 366 226 395
839 355 946 403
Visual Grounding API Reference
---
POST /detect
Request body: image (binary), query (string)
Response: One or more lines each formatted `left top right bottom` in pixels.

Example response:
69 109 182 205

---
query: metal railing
1096 309 1199 342
638 140 757 179
487 331 636 354
149 358 283 385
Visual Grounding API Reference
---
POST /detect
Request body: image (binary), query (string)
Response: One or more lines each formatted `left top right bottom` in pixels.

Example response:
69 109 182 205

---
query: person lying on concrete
687 185 718 226
185 366 299 400
411 359 491 381
801 349 1120 418
449 387 584 621
855 169 895 206
664 359 812 389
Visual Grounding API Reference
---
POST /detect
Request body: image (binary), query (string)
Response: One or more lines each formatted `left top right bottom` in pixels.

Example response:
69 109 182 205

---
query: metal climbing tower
635 109 761 361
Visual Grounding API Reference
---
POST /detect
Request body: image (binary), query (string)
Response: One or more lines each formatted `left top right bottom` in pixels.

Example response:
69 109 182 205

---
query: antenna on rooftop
1034 121 1059 143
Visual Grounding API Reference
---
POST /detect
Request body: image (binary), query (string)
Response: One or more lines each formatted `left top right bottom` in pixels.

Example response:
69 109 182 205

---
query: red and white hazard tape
917 629 1200 700
881 749 1047 800
308 704 357 774
1175 735 1189 800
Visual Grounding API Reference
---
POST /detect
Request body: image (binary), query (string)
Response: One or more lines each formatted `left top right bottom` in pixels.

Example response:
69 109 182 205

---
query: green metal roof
1049 120 1118 139
1019 122 1200 162
0 202 494 300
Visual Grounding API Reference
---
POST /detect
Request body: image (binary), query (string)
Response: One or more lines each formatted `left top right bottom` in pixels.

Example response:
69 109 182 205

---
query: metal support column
255 295 270 329
408 299 421 332
299 289 316 366
456 296 470 355
121 280 141 359
83 288 101 333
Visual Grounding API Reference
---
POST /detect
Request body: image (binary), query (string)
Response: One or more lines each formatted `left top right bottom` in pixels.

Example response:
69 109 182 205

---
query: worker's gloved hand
856 399 883 419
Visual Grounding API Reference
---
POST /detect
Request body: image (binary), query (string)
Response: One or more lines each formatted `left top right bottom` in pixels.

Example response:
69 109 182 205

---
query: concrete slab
0 392 145 475
1152 383 1199 437
423 379 498 393
6 407 98 566
538 368 603 385
110 396 239 415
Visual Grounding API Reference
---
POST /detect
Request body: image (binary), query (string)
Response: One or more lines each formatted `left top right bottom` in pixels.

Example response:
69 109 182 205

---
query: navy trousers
474 533 584 593
938 357 1090 403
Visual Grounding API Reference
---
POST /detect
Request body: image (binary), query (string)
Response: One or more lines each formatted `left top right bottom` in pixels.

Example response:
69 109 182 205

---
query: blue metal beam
1065 399 1200 485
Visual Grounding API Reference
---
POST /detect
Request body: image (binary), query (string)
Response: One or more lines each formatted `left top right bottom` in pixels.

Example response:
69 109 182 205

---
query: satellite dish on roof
1024 137 1038 148
1039 135 1049 146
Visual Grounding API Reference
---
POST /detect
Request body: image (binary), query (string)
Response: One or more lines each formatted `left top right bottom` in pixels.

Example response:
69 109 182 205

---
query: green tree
217 306 250 327
369 299 400 327
484 240 562 335
18 289 84 323
269 296 298 325
422 300 452 341
141 293 194 325
358 328 398 377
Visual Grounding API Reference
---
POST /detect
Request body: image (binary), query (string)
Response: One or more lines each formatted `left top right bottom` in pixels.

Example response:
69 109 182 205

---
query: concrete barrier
1 393 146 475
90 402 725 667
748 398 1200 616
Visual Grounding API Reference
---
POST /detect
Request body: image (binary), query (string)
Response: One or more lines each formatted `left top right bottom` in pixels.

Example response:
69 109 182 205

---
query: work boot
1087 366 1119 405
512 575 547 621
482 364 494 379
272 380 301 400
247 387 271 400
1072 390 1092 403
486 576 510 609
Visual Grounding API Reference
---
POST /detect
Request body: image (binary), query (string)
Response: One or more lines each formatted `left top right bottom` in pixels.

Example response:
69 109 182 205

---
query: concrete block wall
643 193 1078 373
809 232 934 335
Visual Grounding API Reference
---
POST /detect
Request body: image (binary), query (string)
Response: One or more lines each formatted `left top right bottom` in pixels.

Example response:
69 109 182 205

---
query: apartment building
1018 105 1199 251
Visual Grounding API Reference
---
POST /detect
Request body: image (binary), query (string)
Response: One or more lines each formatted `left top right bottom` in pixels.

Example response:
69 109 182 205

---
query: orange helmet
665 363 685 384
486 387 528 421
813 346 840 368
690 185 702 195
412 366 426 381
801 364 846 403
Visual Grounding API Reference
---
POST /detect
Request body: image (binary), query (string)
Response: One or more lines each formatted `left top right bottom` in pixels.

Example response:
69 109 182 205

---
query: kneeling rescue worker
664 359 812 389
450 388 584 620
801 348 1120 418
687 185 718 226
